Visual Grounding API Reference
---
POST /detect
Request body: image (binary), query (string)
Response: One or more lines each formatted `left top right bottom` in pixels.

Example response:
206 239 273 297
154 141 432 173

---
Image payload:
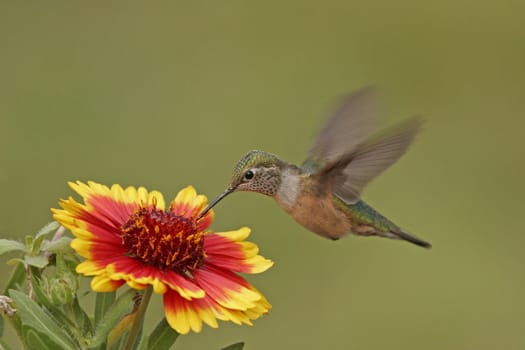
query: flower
52 181 273 334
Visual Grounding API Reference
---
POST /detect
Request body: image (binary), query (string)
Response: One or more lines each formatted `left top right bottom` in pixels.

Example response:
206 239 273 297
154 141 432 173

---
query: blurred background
1 1 524 349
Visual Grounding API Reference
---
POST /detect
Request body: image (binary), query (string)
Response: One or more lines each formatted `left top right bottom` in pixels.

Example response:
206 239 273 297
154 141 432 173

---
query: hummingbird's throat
119 206 205 274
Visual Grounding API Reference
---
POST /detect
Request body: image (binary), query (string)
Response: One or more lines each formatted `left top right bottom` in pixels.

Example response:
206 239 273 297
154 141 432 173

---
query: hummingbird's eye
244 170 254 180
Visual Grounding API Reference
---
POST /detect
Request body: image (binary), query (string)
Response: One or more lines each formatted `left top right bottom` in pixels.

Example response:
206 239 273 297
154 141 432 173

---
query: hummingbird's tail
388 229 432 249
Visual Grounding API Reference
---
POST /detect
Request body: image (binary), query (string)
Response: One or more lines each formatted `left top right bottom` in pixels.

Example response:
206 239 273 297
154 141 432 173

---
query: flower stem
123 286 153 350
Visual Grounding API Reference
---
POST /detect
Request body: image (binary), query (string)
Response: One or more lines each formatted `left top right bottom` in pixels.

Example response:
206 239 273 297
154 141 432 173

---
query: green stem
122 287 153 350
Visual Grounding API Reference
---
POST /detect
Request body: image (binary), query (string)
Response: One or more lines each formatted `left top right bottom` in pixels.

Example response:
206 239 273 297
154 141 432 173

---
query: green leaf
109 336 127 350
89 289 135 348
3 260 26 293
0 336 14 350
146 318 179 350
9 289 76 350
6 258 25 266
25 236 33 248
31 276 76 330
35 222 60 240
94 291 116 326
221 342 245 350
24 255 49 269
0 239 26 256
137 335 149 350
53 254 79 292
33 222 60 254
31 276 83 346
22 325 59 350
40 237 73 254
72 297 93 337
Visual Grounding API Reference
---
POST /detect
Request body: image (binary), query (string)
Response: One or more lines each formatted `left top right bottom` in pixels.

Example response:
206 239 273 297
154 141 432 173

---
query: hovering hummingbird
200 88 431 248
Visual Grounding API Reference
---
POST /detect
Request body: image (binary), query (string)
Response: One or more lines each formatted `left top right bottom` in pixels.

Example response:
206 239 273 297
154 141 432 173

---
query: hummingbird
200 88 431 248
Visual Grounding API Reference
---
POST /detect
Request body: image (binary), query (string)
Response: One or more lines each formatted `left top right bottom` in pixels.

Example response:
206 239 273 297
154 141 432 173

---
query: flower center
119 206 205 274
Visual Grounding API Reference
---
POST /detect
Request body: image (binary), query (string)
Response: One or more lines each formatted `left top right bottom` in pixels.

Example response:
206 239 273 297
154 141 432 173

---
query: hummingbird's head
229 150 283 195
199 150 284 218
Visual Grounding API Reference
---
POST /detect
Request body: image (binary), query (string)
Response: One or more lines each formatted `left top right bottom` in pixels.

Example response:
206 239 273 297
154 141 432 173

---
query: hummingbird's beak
198 186 235 219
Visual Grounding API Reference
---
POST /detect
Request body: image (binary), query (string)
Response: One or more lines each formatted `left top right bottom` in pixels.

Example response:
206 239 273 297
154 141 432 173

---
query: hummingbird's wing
330 117 423 203
301 87 378 173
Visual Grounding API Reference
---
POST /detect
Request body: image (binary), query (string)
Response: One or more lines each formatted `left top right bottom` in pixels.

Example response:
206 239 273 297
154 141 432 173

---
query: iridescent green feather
300 157 326 175
333 196 401 233
232 150 283 178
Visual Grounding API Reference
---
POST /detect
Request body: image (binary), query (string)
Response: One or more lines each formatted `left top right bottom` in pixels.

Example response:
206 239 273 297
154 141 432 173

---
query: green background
1 1 524 349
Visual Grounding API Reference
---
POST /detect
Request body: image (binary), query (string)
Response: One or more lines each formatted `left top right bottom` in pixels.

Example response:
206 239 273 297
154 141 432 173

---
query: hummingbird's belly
280 192 352 239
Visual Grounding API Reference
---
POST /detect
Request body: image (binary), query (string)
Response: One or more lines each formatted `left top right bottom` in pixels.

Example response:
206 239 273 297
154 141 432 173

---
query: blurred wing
301 87 378 173
332 117 423 203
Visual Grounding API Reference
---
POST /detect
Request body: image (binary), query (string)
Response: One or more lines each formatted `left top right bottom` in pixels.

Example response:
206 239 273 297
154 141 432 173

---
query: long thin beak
198 186 235 219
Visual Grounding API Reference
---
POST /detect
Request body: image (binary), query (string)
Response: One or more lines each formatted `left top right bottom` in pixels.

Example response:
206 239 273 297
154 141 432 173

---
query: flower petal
193 264 263 311
164 280 271 333
204 228 273 273
105 258 205 300
90 273 125 292
76 260 107 276
171 186 210 220
164 289 217 334
71 182 139 225
196 210 214 232
214 227 252 241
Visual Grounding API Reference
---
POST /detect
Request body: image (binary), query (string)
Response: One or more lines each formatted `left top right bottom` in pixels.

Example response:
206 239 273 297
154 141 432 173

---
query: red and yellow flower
52 181 273 334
